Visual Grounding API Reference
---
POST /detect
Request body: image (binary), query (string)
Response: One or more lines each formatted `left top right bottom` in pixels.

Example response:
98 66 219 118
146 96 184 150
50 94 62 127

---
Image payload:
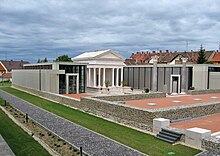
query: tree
44 57 48 62
55 55 72 62
37 58 48 63
197 44 207 64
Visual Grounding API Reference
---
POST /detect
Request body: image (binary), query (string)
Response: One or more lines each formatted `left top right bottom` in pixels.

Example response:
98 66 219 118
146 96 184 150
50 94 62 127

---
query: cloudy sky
0 0 220 62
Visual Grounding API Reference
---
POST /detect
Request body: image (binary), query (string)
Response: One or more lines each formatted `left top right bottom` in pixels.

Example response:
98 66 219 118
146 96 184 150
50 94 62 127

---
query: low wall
94 92 166 101
153 101 220 120
188 89 220 95
202 137 220 154
12 84 81 108
12 85 220 132
80 97 154 131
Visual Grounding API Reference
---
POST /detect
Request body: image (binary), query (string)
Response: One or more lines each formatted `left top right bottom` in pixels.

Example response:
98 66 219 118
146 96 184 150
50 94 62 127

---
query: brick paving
125 93 220 109
0 90 146 156
171 113 220 133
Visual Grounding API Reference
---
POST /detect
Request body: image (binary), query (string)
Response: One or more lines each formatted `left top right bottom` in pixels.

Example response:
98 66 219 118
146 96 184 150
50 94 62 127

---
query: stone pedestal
185 127 211 148
153 118 170 134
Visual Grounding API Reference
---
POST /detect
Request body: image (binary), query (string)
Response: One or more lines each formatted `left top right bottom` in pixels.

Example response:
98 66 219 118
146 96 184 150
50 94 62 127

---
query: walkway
0 90 145 156
0 135 15 156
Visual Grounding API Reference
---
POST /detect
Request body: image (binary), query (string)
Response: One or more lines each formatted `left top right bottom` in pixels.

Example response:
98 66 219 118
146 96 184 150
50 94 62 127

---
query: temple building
72 49 126 89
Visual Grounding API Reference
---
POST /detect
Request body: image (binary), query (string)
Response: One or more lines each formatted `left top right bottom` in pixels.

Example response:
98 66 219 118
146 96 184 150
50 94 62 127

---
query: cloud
0 0 220 62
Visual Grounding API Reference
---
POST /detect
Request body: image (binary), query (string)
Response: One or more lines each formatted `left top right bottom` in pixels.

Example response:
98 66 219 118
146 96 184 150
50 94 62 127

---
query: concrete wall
12 69 64 94
193 65 208 90
124 66 192 93
209 72 220 89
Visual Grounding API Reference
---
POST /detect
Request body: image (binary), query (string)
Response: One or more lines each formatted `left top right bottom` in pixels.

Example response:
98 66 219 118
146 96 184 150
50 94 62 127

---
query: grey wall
193 65 208 90
12 69 64 94
124 66 191 93
209 72 220 89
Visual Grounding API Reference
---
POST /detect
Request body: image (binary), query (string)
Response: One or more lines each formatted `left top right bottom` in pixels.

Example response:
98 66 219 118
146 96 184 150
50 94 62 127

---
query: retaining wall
12 85 220 132
94 92 166 101
188 89 220 95
12 84 81 108
202 137 220 154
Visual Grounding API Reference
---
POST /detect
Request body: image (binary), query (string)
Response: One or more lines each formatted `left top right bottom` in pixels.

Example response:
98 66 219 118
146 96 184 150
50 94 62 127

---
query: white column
112 68 115 87
116 68 119 87
88 68 91 87
120 67 123 86
98 68 101 87
93 68 96 87
66 75 69 94
76 74 79 94
103 68 106 87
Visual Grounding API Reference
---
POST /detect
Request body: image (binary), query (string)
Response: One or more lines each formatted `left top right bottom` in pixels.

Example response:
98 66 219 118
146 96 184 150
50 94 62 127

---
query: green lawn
0 98 50 156
0 81 11 87
1 87 201 156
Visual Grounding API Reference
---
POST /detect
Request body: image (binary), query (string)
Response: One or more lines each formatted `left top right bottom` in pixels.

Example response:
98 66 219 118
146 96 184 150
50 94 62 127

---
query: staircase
155 128 183 144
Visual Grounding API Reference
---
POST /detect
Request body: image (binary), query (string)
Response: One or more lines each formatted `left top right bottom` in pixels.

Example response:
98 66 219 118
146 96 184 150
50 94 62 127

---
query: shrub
144 88 149 93
189 86 195 90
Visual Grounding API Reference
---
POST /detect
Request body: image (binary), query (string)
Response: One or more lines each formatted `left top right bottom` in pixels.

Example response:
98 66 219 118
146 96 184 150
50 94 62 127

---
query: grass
0 81 11 87
0 98 50 156
1 87 201 156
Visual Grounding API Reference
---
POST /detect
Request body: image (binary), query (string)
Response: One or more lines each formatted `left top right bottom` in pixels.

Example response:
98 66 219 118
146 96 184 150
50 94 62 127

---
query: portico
87 66 123 88
72 49 126 89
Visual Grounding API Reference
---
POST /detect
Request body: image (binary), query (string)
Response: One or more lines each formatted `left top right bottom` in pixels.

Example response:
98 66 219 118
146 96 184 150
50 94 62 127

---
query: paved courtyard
171 113 220 133
125 93 220 109
0 90 146 156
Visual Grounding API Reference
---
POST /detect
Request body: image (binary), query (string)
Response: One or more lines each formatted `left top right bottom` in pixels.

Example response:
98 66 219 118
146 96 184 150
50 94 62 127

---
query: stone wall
80 97 154 131
188 89 220 95
151 102 220 120
12 84 81 108
202 137 220 154
94 92 166 101
12 85 220 132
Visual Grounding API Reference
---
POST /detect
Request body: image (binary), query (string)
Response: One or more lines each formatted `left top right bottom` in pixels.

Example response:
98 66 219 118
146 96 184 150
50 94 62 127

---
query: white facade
72 49 126 88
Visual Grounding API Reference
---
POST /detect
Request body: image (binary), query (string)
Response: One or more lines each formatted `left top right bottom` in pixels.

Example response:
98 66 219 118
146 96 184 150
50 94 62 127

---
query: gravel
0 90 146 156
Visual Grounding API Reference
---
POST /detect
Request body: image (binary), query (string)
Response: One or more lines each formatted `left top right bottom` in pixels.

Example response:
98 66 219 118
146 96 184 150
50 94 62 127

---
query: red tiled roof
210 53 220 62
0 63 6 71
2 72 12 78
125 50 215 65
0 60 29 72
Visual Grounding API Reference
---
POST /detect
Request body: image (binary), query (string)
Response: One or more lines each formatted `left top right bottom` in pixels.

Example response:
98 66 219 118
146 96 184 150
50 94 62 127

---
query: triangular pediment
98 52 121 59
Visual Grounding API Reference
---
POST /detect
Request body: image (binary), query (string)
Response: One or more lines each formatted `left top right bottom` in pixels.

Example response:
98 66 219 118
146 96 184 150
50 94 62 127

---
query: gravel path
0 90 146 156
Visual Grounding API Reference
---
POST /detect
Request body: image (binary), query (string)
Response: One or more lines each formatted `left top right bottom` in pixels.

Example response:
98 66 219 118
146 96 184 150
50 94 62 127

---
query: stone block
153 118 170 134
185 127 211 148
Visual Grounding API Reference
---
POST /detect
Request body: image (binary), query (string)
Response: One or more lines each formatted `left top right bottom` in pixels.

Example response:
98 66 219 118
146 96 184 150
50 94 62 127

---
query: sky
0 0 220 63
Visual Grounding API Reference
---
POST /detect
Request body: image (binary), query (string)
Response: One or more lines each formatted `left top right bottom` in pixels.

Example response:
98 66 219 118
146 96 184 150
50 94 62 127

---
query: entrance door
69 76 77 94
170 75 180 93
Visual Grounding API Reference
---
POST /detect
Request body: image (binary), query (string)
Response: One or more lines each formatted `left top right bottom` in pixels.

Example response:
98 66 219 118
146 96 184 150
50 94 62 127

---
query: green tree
55 55 72 62
197 44 207 64
37 58 41 63
44 57 48 62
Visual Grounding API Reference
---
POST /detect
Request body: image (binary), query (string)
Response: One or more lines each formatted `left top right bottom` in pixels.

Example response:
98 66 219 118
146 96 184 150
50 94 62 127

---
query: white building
72 49 126 89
